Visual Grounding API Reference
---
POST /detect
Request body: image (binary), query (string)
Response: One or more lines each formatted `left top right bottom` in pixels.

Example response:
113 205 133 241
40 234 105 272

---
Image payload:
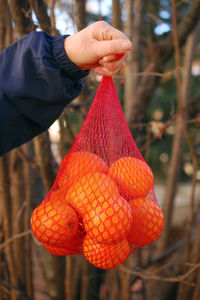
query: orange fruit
107 157 154 200
42 234 84 256
83 194 132 244
66 172 119 217
83 234 130 269
43 243 80 256
43 185 67 203
59 151 108 179
128 197 164 246
31 200 79 246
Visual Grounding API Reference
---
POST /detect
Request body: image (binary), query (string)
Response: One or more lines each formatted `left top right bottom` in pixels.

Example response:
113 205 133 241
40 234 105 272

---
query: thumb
94 39 132 58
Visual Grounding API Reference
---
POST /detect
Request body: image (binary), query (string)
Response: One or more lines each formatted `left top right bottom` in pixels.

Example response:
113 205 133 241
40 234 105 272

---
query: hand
64 21 132 77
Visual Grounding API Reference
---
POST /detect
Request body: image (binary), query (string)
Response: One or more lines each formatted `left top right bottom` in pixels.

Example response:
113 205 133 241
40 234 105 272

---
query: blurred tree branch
0 0 7 51
125 0 200 126
119 262 200 285
32 0 51 33
7 0 34 37
0 230 32 252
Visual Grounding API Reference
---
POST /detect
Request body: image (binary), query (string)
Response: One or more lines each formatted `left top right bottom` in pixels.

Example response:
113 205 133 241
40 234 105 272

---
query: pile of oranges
31 151 164 270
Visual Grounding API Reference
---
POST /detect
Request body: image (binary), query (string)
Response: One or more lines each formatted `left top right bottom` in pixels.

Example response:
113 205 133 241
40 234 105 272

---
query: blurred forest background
0 0 200 300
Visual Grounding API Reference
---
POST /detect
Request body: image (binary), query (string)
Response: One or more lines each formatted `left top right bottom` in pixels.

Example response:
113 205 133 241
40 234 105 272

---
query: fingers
95 39 132 59
99 55 127 71
91 21 129 43
94 54 127 76
94 66 117 77
64 21 132 73
102 55 117 63
103 53 128 63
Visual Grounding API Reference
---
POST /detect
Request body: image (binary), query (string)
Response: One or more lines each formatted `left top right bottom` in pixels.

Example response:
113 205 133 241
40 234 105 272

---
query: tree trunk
10 151 26 298
112 0 122 95
178 225 200 299
157 118 184 253
109 269 120 300
176 22 200 300
149 12 200 300
124 0 134 125
58 116 67 159
0 0 7 51
71 256 82 300
119 257 132 300
124 0 145 135
32 0 51 34
50 0 60 35
0 156 18 300
112 0 122 30
5 6 13 47
158 19 200 255
193 265 200 300
87 264 105 300
75 0 86 31
65 256 72 300
23 143 34 300
75 0 92 118
7 0 33 37
124 0 200 127
80 259 88 300
33 132 56 194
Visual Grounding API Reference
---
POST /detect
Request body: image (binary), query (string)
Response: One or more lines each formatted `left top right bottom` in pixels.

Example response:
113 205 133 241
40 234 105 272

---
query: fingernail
122 41 131 50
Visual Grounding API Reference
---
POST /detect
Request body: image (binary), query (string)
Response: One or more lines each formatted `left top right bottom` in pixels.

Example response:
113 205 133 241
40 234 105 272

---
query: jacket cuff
52 35 90 81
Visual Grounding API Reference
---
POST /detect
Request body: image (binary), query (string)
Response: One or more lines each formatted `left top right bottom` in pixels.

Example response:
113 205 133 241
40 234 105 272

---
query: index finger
103 53 128 63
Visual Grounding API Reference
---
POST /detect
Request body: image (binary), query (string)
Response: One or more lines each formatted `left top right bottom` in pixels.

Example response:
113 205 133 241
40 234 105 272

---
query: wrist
64 36 75 65
52 35 89 80
64 35 91 71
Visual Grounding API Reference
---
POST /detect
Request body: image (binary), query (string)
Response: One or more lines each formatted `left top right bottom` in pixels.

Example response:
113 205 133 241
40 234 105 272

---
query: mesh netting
31 76 164 270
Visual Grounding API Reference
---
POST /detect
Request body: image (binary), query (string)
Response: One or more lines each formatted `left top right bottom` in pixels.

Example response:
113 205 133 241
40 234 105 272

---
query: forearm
0 92 43 156
0 31 89 155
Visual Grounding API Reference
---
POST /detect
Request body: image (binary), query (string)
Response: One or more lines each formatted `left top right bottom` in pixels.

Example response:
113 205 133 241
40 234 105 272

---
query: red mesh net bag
31 76 164 270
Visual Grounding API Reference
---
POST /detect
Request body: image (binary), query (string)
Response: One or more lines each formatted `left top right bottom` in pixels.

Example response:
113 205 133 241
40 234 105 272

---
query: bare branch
0 230 32 252
50 0 58 35
32 0 51 33
33 132 56 194
161 0 200 64
119 262 200 285
7 0 34 37
0 279 33 300
16 148 38 170
0 0 7 51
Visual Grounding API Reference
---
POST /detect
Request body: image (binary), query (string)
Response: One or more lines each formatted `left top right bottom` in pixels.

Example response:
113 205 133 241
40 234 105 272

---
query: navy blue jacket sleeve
0 31 89 156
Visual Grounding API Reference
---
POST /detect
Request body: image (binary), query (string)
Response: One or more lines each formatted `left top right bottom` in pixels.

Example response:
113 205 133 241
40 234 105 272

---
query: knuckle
95 20 108 28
